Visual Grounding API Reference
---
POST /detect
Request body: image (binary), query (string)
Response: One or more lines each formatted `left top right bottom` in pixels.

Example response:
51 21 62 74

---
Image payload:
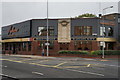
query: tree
75 13 97 18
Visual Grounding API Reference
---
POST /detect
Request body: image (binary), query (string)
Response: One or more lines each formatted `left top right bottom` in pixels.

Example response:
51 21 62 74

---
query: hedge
58 51 89 54
91 50 120 55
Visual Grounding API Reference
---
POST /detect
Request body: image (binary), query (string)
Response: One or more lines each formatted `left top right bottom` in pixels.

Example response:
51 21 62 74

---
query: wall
31 19 58 40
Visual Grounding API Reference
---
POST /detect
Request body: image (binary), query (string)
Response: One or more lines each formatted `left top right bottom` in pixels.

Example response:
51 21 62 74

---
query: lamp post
102 6 113 59
46 0 49 56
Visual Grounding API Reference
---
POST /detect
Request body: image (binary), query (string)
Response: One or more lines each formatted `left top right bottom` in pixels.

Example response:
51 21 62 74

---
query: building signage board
45 43 50 46
2 21 31 39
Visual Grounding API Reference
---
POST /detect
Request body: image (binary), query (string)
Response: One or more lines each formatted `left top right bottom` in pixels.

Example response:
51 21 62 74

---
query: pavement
5 54 119 60
0 54 120 80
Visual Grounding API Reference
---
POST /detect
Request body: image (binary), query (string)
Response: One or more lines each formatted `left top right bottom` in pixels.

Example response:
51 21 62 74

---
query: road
0 55 120 80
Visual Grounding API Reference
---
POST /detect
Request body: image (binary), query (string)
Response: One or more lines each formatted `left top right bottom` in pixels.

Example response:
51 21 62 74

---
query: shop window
60 47 63 50
78 47 82 50
5 43 8 50
108 43 114 50
19 43 21 51
108 27 113 37
84 47 89 50
49 41 54 50
9 44 12 50
44 41 54 50
28 42 31 51
22 42 27 51
59 43 69 50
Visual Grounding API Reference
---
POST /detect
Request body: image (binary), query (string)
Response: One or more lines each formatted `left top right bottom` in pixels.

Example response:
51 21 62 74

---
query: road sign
45 43 50 46
100 42 105 48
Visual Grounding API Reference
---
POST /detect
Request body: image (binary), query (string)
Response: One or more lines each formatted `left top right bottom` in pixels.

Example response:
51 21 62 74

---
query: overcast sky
0 0 119 34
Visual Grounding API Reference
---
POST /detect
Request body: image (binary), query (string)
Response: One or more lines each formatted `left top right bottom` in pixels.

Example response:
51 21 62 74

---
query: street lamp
102 6 113 59
46 0 49 56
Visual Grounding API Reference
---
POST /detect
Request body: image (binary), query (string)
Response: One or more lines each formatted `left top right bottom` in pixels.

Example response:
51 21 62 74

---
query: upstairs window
38 26 54 36
108 27 113 37
74 26 92 36
38 27 45 36
118 18 120 23
100 27 106 36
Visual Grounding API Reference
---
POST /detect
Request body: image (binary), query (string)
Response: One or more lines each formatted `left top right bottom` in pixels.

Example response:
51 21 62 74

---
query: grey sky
0 0 119 33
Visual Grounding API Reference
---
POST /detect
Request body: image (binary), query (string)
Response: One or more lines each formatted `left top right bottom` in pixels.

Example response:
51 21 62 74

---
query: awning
1 38 31 43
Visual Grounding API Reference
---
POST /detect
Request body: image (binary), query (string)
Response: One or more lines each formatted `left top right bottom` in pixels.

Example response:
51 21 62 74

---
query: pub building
1 13 120 55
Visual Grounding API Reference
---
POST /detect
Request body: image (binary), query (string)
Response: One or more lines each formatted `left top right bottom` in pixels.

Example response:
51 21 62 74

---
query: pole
46 0 49 56
102 6 113 59
102 9 105 59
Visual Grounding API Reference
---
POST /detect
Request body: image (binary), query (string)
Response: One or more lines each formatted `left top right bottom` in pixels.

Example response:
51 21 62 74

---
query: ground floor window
5 43 9 50
28 42 31 51
37 41 54 50
107 42 114 50
100 42 114 50
22 42 27 51
59 43 69 50
74 41 92 50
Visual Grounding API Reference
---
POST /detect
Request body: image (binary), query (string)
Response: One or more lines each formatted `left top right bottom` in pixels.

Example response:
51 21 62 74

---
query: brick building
1 13 120 55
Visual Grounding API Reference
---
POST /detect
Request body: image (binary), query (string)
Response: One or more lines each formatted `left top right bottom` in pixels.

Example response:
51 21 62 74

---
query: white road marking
0 73 17 78
0 65 7 68
32 72 44 75
66 69 104 76
96 63 120 67
104 64 120 67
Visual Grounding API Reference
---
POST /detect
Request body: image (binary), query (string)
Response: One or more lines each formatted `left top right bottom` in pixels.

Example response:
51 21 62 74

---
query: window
28 42 31 51
49 29 54 36
84 26 92 35
5 43 8 50
38 27 45 36
108 27 113 37
18 43 21 51
22 42 27 51
74 26 92 36
118 18 120 23
49 41 54 50
38 26 54 36
100 27 105 36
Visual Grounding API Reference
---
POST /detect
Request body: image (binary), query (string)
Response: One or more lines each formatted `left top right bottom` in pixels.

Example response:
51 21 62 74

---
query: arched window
108 27 113 37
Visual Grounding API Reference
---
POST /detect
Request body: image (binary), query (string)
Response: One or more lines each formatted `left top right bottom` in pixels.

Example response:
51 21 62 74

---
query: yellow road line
87 64 91 67
7 59 22 63
54 62 67 67
20 59 36 61
60 66 87 68
100 60 109 61
29 63 53 67
1 59 22 63
2 58 105 69
36 60 49 63
0 59 8 60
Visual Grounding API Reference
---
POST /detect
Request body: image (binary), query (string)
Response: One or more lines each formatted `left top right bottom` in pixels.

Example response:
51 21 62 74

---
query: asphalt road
0 55 120 80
